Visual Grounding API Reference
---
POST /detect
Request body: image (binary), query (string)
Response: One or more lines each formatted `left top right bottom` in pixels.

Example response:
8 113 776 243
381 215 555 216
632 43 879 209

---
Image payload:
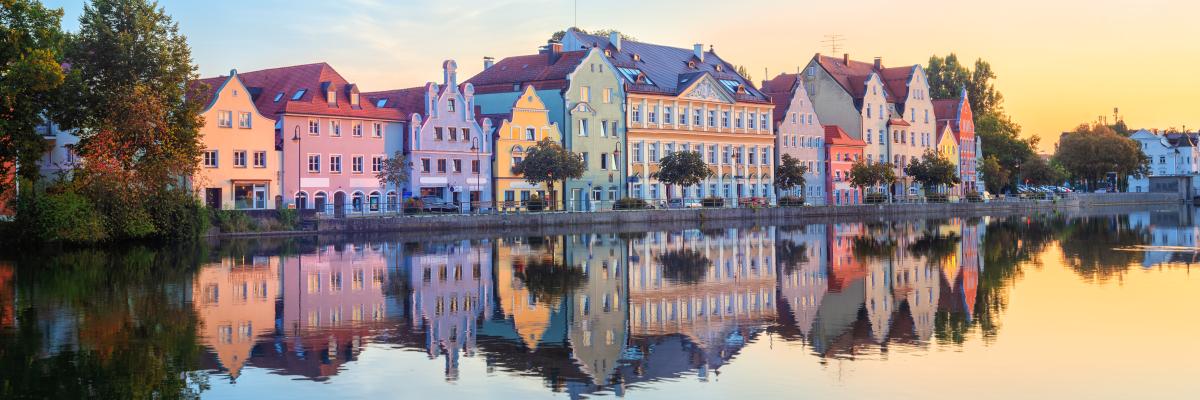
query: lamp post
613 141 622 207
291 126 302 210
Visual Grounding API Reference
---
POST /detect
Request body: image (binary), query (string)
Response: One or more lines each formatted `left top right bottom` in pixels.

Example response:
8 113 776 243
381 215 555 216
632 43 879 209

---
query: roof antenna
574 0 578 29
822 34 845 55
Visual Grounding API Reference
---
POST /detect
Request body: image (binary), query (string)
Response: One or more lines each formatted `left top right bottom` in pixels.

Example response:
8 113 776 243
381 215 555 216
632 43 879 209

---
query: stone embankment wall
315 192 1182 235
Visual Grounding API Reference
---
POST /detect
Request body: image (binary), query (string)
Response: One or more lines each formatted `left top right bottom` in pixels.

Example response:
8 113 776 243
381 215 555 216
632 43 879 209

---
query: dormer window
448 99 456 112
687 60 696 69
604 49 612 57
376 99 387 108
350 92 360 106
291 89 306 100
632 54 641 62
715 64 723 72
273 92 284 102
327 90 337 106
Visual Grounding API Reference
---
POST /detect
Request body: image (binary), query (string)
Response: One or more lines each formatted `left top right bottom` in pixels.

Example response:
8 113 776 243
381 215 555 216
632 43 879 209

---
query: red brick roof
879 66 913 103
465 51 589 95
760 73 800 124
213 62 403 121
824 125 866 147
815 54 878 99
932 98 960 122
188 75 229 112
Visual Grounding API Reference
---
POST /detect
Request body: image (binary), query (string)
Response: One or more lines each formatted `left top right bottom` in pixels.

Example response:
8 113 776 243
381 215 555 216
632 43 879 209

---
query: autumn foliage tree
0 0 66 194
1053 123 1148 190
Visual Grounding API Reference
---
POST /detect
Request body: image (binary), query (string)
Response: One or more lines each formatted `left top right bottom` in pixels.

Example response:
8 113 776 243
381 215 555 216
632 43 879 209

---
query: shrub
613 197 648 210
864 192 888 204
926 193 949 203
524 194 546 212
212 209 254 233
276 209 299 230
964 191 983 203
701 197 725 208
144 189 210 241
779 196 806 207
403 198 423 214
14 189 108 244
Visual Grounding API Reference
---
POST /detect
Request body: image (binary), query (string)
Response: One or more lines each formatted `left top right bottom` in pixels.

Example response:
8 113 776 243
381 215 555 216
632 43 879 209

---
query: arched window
352 192 364 212
314 192 328 212
369 191 381 212
386 191 398 211
295 191 309 210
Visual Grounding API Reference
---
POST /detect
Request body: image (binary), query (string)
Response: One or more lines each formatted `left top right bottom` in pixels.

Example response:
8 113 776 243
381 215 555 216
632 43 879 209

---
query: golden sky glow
48 0 1200 151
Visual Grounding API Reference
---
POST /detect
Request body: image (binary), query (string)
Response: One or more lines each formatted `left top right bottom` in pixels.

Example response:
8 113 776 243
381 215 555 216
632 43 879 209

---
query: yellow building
192 70 280 209
495 236 561 350
491 86 563 209
936 123 961 196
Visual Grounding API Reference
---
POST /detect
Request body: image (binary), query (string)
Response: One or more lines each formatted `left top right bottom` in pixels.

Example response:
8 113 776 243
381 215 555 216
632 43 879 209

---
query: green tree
848 159 897 196
0 0 66 194
980 155 1009 194
1053 123 1148 189
774 153 808 197
512 137 585 209
1020 155 1066 186
652 150 713 199
926 53 1002 116
657 249 711 284
375 150 410 190
735 65 753 82
904 150 961 195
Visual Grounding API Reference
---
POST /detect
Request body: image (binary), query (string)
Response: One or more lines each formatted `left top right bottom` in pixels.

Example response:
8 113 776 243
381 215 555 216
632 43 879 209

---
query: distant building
824 125 866 205
1127 129 1200 194
761 73 828 204
933 88 978 193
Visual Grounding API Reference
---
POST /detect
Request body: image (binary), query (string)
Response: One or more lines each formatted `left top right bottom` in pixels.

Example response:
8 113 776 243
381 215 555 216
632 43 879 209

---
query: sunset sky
46 0 1200 152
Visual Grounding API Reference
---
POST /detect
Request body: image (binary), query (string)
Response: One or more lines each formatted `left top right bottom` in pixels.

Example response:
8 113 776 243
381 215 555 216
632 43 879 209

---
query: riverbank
207 192 1182 238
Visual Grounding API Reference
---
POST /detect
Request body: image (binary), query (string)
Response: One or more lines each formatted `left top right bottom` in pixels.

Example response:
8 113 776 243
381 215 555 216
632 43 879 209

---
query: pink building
233 63 405 215
824 125 866 205
407 239 493 379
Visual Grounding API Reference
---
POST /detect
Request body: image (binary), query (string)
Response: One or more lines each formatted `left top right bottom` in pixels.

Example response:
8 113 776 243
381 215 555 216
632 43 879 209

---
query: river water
2 207 1198 399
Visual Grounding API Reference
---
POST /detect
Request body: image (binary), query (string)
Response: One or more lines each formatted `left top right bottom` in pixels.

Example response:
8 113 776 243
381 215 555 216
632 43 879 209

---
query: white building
1127 129 1200 194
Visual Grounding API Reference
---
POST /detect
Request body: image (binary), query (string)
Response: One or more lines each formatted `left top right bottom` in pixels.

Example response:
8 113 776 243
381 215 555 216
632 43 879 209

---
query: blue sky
44 0 1200 147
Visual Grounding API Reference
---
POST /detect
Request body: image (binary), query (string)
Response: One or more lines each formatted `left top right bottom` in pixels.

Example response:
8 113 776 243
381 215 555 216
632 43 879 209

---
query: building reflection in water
191 255 278 381
408 239 493 380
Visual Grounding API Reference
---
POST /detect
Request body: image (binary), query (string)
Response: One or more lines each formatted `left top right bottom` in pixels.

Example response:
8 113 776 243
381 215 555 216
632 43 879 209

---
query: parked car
667 198 702 209
738 197 768 207
420 196 458 213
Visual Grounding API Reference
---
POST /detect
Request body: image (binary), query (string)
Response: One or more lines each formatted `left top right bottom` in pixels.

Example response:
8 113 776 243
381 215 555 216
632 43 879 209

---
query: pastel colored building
562 29 775 204
192 256 279 380
469 45 628 211
192 70 281 209
824 125 866 205
35 118 80 180
494 236 560 350
880 64 937 196
406 239 493 379
936 122 961 196
485 86 563 209
563 233 629 386
933 88 979 193
234 63 404 214
776 224 829 336
762 73 827 204
366 61 494 211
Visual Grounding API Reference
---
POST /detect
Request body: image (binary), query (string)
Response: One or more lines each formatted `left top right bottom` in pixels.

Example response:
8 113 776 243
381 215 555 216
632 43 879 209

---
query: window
329 155 342 173
372 156 384 173
233 150 247 168
748 112 756 129
707 110 716 127
748 148 756 165
807 66 816 77
421 158 431 172
447 99 456 112
330 120 341 137
632 105 641 123
274 92 284 102
649 106 657 123
353 121 363 137
253 151 266 168
648 142 658 161
600 120 608 137
617 67 652 84
633 142 643 163
373 123 383 137
449 127 458 141
307 154 320 172
866 129 873 143
722 111 730 128
525 128 536 141
462 128 470 142
217 111 233 128
708 145 716 163
580 152 589 167
694 108 703 126
762 148 769 165
761 114 768 131
722 146 731 163
911 108 916 122
376 98 387 108
291 89 306 100
434 127 443 141
603 88 612 103
664 106 673 124
720 79 741 93
203 150 218 168
736 112 744 129
352 156 364 174
580 86 590 102
610 121 617 138
600 153 609 170
309 119 319 134
452 159 462 173
238 112 251 128
437 159 447 173
471 159 480 173
866 105 872 119
579 119 589 136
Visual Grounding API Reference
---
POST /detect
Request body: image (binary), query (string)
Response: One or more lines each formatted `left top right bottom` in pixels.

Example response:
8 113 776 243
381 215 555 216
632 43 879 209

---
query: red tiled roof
932 98 960 122
188 75 230 111
220 62 403 121
824 125 866 147
465 51 589 95
888 118 911 127
362 86 427 119
879 66 914 103
760 73 800 124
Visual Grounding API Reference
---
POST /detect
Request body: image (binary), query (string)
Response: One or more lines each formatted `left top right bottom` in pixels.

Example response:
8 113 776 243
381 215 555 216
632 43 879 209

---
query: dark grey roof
562 29 770 103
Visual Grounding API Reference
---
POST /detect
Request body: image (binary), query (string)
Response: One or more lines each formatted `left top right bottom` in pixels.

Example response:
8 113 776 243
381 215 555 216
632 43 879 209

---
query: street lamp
291 126 301 210
613 140 623 202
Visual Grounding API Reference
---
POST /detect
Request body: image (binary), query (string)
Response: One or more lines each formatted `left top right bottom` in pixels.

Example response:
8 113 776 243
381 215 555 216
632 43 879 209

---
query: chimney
843 53 849 65
873 57 882 70
548 42 562 64
694 44 704 62
483 56 494 70
609 31 622 52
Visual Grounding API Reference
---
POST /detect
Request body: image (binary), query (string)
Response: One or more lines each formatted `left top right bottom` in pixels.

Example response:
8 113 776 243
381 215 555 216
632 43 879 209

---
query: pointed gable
677 73 736 104
761 73 801 124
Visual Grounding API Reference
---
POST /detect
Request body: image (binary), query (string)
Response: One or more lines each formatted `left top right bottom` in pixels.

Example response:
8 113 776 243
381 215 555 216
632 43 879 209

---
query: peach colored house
192 70 281 209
